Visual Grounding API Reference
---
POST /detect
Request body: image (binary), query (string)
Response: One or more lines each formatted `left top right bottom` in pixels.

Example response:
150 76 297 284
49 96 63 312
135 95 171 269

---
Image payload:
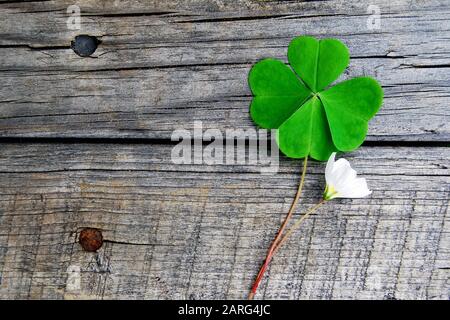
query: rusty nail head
79 228 103 252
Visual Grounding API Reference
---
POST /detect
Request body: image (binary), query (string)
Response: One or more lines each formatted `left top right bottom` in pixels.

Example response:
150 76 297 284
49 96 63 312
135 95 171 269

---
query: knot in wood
71 35 99 57
79 228 103 252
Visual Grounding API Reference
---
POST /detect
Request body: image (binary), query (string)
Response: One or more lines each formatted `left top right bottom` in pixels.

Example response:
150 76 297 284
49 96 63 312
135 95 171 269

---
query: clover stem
248 199 326 300
273 200 326 252
248 156 308 300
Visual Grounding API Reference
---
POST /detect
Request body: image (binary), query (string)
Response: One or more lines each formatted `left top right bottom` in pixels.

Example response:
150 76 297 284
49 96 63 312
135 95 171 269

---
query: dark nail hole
79 228 103 252
71 35 100 57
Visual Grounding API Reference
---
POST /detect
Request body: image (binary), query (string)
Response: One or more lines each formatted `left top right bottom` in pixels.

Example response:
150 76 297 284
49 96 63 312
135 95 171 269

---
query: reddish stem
248 199 326 299
249 249 276 298
248 157 308 299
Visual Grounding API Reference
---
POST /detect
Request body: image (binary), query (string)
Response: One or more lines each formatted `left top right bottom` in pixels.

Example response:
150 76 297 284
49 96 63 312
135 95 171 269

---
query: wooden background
0 0 449 299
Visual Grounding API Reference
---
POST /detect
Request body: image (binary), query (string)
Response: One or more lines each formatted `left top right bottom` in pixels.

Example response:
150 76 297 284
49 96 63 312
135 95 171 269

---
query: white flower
323 152 372 200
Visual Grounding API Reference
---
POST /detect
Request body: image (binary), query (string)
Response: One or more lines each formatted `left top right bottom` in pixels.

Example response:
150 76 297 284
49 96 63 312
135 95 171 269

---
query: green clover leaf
249 36 383 161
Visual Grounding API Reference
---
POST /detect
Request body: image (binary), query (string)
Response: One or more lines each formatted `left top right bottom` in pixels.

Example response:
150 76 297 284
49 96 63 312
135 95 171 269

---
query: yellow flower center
323 184 339 200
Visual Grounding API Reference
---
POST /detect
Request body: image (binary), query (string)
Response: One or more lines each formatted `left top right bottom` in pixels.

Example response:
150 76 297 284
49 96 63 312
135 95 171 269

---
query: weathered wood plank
0 143 448 299
0 0 449 140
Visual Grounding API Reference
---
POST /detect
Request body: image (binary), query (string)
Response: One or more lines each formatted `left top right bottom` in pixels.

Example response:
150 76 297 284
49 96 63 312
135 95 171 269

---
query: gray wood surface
0 0 449 300
0 144 448 299
0 0 449 140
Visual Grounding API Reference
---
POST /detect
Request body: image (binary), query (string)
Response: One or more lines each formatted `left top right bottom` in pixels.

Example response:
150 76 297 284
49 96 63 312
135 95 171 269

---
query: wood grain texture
0 143 448 299
0 0 449 301
0 0 449 140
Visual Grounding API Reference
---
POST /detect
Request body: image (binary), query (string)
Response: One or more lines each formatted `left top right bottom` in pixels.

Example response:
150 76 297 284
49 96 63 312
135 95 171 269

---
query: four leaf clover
248 36 383 161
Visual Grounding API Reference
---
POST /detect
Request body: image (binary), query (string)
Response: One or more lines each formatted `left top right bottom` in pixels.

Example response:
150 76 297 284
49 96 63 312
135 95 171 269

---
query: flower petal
325 152 336 183
323 153 372 200
329 158 353 187
337 178 371 198
335 165 357 190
